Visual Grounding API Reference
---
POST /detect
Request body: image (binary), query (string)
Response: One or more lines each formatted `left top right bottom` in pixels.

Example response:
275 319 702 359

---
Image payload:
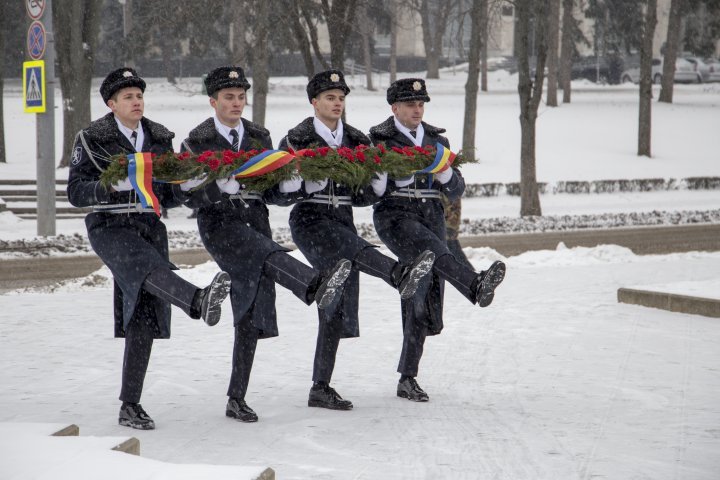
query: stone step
618 287 720 318
0 422 275 480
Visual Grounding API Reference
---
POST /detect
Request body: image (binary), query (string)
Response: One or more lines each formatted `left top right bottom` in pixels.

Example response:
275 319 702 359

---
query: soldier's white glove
370 172 388 196
216 177 240 195
435 167 453 185
279 177 302 193
179 176 206 192
304 179 328 194
111 177 133 192
394 175 414 188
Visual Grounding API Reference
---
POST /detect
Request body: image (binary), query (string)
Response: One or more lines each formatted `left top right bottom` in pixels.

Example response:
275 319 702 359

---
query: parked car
570 55 624 84
705 58 720 82
683 56 711 82
634 57 703 84
620 58 662 83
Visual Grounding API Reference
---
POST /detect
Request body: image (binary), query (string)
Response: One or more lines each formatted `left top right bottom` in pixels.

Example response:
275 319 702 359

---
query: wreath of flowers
99 144 475 192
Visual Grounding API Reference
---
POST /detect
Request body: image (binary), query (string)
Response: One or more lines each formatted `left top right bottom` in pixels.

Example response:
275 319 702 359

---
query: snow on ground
2 246 720 479
1 71 720 478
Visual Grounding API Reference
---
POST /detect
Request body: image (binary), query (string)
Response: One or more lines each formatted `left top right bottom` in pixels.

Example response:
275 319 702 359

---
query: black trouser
119 292 156 403
397 300 429 377
264 251 320 305
227 313 260 400
311 246 400 383
433 253 477 302
142 266 201 318
227 252 321 399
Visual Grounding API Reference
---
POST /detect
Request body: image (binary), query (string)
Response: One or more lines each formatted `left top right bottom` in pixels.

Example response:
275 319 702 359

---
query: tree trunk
282 1 315 78
302 6 330 71
419 0 455 79
0 0 6 163
462 0 485 156
122 0 135 68
516 0 547 217
390 0 398 83
252 0 271 126
321 0 358 69
559 0 574 103
360 2 375 90
53 0 102 168
658 0 684 103
638 0 657 157
480 0 488 92
546 0 561 106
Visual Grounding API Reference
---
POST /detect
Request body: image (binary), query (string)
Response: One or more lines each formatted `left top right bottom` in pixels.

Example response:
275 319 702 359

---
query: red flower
373 155 381 164
248 149 259 157
208 158 221 171
301 150 317 157
177 152 191 161
317 147 331 156
391 146 404 154
377 144 387 154
402 146 415 157
222 151 235 165
414 146 430 155
355 144 369 152
337 147 355 161
197 151 214 163
356 151 366 162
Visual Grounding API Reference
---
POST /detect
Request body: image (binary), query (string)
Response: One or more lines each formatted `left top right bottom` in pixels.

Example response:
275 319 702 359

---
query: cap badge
330 73 340 82
413 81 422 91
123 71 133 78
229 71 239 79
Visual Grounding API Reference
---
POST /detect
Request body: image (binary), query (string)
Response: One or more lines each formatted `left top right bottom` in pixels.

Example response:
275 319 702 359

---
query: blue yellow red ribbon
231 149 294 178
415 143 456 174
127 152 161 216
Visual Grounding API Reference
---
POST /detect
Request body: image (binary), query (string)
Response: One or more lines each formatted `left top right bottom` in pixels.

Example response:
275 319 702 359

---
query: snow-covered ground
1 71 720 479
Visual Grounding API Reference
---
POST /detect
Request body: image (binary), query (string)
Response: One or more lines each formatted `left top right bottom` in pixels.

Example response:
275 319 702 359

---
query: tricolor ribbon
127 152 161 216
415 143 456 174
231 149 295 178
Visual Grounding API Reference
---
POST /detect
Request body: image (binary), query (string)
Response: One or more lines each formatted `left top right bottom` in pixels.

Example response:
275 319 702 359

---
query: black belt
304 194 353 207
92 203 156 214
390 188 442 199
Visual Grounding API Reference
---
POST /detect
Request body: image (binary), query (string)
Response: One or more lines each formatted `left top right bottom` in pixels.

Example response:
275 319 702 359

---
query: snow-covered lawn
1 71 719 478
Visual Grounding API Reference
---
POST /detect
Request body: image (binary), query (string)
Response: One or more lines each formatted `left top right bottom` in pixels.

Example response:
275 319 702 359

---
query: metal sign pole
34 0 56 236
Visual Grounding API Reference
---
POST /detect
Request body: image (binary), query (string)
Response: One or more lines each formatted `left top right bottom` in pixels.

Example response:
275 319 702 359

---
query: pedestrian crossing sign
23 60 46 113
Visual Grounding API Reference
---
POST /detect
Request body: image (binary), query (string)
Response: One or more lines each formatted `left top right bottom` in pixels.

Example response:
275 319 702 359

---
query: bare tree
280 0 328 77
638 0 658 157
515 0 548 217
415 0 457 78
252 0 272 126
462 0 487 155
53 1 102 167
389 0 398 82
359 1 375 90
321 0 360 69
558 0 575 103
546 0 561 106
480 0 491 92
0 0 6 163
658 0 685 103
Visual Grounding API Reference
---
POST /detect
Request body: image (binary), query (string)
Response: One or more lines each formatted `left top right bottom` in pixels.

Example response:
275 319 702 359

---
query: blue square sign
23 60 46 113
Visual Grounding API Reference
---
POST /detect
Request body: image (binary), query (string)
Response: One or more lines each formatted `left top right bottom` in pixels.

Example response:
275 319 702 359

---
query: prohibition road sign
26 0 45 20
27 21 46 60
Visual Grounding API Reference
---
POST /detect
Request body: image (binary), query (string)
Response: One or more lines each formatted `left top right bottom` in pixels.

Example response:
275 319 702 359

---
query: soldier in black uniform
181 66 352 423
278 70 436 411
67 68 232 430
369 78 506 403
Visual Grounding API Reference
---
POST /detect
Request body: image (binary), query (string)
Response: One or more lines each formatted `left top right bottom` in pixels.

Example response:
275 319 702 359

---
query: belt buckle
135 203 144 212
413 189 422 199
332 196 340 208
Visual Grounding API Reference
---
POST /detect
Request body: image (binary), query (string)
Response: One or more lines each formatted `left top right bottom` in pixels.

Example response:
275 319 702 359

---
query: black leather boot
308 382 353 410
193 271 232 326
397 376 429 402
475 261 506 307
392 250 436 299
226 397 259 422
311 259 352 311
118 402 155 430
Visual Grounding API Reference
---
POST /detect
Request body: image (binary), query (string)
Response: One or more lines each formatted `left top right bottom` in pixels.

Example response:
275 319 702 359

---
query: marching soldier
369 78 506 402
181 66 352 423
67 67 232 430
278 69 435 410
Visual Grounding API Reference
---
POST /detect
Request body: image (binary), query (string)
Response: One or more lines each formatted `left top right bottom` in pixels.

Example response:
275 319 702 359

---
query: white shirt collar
114 116 144 152
214 115 244 149
393 116 424 147
313 116 344 148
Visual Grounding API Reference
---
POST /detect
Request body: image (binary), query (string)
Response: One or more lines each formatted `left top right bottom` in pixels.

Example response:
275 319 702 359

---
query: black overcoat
278 117 377 338
67 112 184 338
181 117 287 337
369 116 466 335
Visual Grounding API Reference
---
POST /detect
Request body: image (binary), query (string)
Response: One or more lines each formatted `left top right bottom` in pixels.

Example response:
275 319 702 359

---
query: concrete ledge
51 423 79 436
112 437 141 456
618 287 720 318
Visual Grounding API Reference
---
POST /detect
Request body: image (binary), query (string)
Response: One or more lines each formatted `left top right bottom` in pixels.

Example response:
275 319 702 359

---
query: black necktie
229 129 239 151
409 130 417 138
131 131 138 148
